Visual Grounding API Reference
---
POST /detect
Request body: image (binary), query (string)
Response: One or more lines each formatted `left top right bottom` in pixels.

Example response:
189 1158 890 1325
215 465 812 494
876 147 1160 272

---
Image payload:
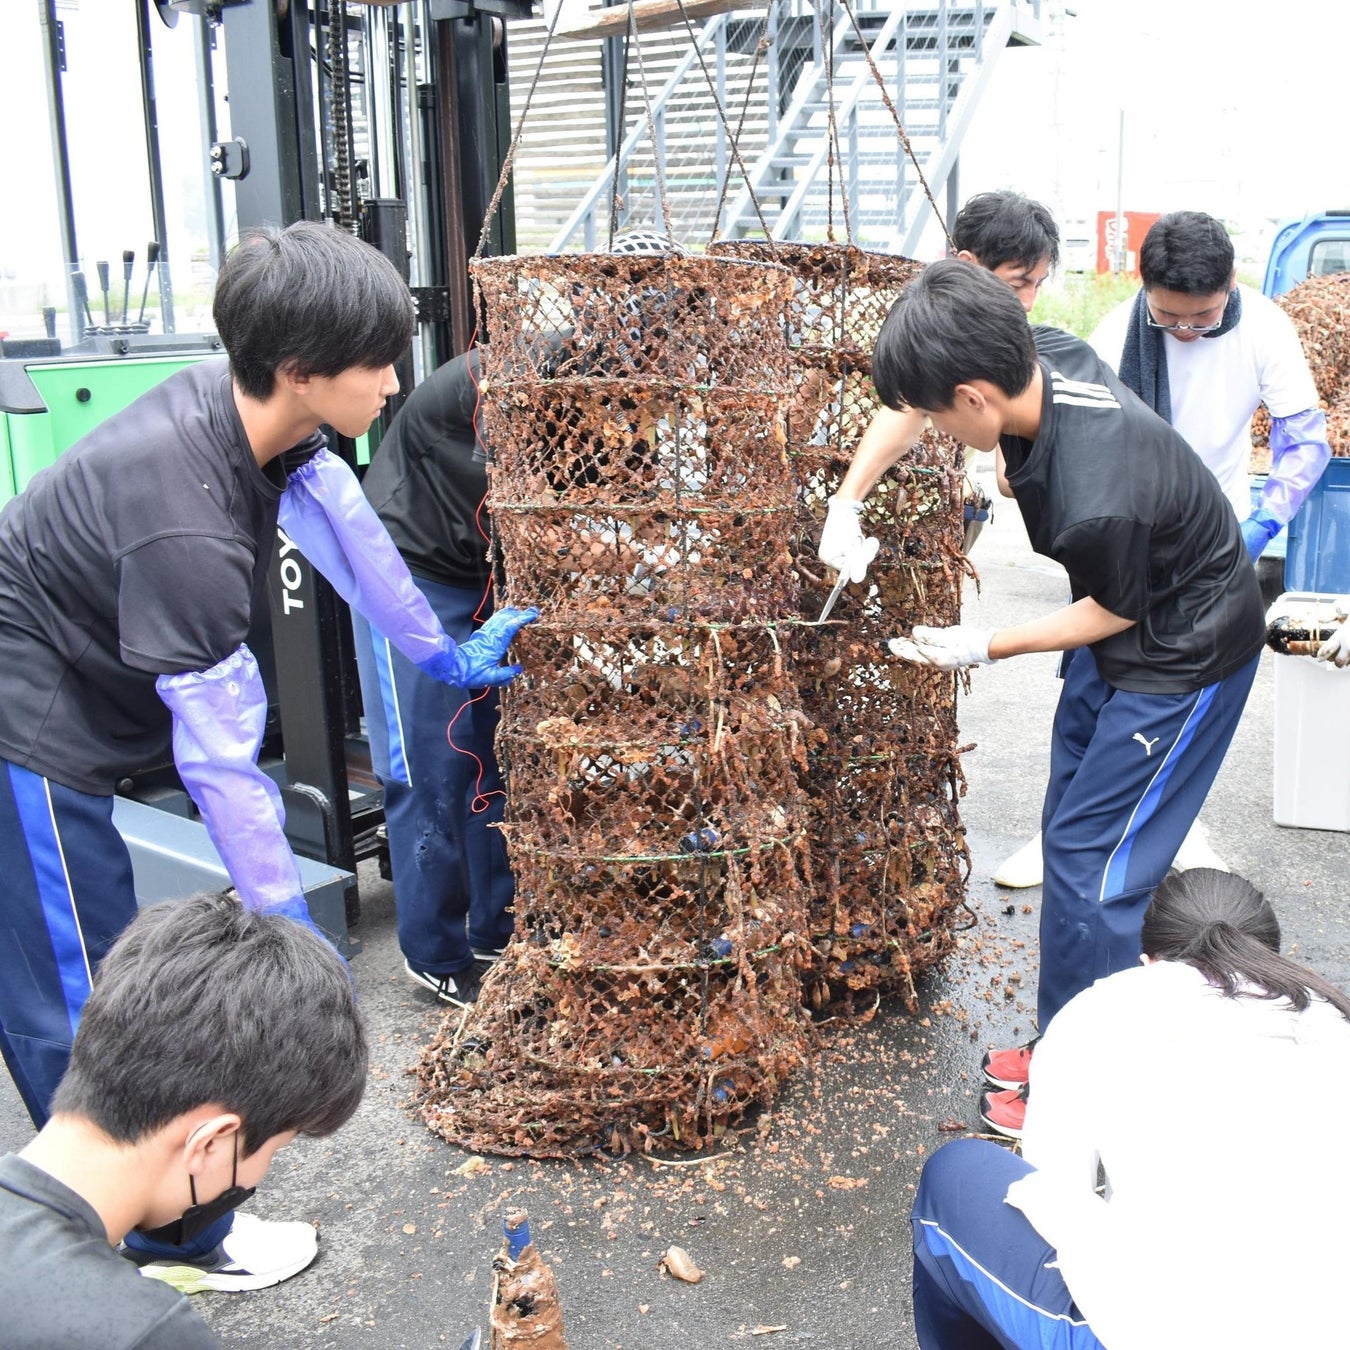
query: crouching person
0 894 367 1347
909 870 1350 1349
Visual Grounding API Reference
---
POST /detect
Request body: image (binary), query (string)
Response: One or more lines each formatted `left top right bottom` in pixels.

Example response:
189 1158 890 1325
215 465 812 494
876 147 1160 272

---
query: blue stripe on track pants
912 1138 1104 1350
1036 647 1259 1027
0 759 135 1128
0 757 247 1259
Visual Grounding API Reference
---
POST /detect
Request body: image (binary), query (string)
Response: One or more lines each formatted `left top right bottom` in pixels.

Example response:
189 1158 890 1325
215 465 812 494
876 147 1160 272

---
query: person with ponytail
909 868 1350 1349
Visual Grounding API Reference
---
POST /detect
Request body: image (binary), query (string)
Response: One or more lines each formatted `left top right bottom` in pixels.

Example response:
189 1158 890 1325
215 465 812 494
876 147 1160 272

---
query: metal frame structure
547 0 1042 253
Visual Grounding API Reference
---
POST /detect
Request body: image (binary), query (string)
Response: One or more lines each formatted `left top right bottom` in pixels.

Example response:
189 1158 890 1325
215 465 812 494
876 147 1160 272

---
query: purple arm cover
278 446 451 666
280 445 537 687
1260 408 1332 526
156 646 309 919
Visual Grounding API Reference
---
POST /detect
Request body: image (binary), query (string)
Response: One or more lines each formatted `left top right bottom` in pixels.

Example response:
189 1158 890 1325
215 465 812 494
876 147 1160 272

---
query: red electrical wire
448 331 505 816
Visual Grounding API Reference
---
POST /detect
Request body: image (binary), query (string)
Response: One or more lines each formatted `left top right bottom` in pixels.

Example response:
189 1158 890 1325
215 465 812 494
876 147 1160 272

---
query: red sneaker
980 1037 1039 1090
979 1085 1028 1140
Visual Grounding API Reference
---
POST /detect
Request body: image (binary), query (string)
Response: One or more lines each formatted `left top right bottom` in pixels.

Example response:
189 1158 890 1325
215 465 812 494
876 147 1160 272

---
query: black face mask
134 1138 256 1246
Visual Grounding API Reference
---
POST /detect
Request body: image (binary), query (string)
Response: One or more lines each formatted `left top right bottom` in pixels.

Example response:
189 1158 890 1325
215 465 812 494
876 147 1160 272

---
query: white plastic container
1271 592 1350 833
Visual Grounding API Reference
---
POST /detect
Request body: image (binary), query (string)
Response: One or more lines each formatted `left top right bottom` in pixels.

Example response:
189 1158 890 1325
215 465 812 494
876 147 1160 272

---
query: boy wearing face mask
0 894 367 1345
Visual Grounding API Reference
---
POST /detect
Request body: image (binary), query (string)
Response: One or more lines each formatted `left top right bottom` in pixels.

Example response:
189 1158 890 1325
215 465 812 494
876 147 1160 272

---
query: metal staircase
543 1 1042 254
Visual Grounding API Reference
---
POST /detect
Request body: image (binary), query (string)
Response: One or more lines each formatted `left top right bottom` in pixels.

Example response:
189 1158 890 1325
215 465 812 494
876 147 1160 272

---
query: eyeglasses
1144 303 1225 334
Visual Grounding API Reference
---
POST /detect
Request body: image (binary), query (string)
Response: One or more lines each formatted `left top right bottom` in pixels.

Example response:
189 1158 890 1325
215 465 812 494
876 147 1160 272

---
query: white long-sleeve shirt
1005 959 1350 1350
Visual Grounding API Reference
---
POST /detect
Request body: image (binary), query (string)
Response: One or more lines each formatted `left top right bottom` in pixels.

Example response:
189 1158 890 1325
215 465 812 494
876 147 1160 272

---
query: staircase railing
549 12 740 252
545 1 1042 254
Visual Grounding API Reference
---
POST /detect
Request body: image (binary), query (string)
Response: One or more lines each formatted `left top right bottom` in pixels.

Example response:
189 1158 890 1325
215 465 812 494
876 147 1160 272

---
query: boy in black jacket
0 221 535 1283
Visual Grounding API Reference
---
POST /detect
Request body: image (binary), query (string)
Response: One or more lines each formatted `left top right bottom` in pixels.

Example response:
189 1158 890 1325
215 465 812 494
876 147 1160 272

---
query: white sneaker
132 1213 319 1294
994 831 1043 888
1170 819 1229 874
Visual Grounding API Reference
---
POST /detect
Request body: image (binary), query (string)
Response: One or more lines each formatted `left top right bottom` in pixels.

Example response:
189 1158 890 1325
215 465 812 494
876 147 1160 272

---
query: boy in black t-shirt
352 347 515 1008
872 261 1264 1137
0 894 366 1346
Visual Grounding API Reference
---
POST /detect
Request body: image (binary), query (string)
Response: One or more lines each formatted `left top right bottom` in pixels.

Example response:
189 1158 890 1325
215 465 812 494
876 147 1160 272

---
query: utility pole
1114 108 1126 273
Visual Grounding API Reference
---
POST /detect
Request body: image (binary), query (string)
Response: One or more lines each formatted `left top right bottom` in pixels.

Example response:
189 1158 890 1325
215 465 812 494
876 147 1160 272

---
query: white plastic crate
1271 592 1350 833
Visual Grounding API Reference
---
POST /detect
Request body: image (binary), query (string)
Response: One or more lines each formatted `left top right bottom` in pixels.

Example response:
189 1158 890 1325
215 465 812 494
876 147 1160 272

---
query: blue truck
1263 210 1350 297
1260 211 1350 598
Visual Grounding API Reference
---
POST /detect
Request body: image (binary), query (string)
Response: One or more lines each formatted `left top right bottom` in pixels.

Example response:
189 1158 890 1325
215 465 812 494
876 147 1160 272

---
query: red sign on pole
1097 211 1161 276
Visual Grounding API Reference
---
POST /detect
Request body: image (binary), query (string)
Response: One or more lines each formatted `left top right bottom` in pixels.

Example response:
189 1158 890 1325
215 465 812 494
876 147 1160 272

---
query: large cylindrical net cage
414 253 819 1155
709 241 972 1018
412 246 973 1155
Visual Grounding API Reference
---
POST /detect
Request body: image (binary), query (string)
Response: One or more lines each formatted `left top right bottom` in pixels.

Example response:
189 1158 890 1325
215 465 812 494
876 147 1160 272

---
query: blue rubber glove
417 606 539 688
1240 511 1282 562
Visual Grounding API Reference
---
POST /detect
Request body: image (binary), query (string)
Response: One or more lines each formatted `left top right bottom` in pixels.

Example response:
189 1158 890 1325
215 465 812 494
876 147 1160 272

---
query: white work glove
818 495 880 584
888 624 996 671
1316 602 1350 668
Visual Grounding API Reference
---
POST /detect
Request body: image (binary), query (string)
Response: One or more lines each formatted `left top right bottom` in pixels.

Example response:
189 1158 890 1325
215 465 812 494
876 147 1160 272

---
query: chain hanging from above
706 6 775 244
627 1 677 242
669 0 951 250
838 0 954 252
667 0 778 246
324 0 357 230
819 0 850 244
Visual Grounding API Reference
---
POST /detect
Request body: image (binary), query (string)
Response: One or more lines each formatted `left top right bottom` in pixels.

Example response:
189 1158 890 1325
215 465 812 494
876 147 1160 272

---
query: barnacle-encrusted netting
412 246 972 1155
710 242 971 1017
1251 272 1350 460
414 253 818 1155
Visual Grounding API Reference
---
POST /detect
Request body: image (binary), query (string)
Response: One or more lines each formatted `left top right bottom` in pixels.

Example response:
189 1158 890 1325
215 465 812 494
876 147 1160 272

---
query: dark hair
951 191 1060 271
1141 869 1350 1023
53 894 368 1156
1139 211 1235 295
214 221 416 400
872 258 1036 411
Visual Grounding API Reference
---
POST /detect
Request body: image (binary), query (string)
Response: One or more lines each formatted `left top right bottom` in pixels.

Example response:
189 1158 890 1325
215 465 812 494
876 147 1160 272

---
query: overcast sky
946 0 1350 265
4 0 1348 296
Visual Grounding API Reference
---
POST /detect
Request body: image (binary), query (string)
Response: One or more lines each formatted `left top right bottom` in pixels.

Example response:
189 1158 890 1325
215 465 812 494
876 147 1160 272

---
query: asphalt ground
3 465 1347 1348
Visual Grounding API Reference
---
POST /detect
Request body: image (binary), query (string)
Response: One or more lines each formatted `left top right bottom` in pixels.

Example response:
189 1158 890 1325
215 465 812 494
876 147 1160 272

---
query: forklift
0 0 531 949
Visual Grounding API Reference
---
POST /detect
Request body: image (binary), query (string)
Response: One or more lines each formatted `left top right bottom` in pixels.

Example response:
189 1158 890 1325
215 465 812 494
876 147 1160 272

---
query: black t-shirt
1001 327 1265 693
0 1154 220 1348
361 350 493 589
0 359 286 793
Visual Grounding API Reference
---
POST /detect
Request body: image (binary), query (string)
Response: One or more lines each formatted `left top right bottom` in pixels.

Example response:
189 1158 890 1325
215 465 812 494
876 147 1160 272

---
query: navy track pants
1037 646 1259 1027
353 575 515 975
0 757 258 1259
0 759 136 1127
912 1138 1103 1350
